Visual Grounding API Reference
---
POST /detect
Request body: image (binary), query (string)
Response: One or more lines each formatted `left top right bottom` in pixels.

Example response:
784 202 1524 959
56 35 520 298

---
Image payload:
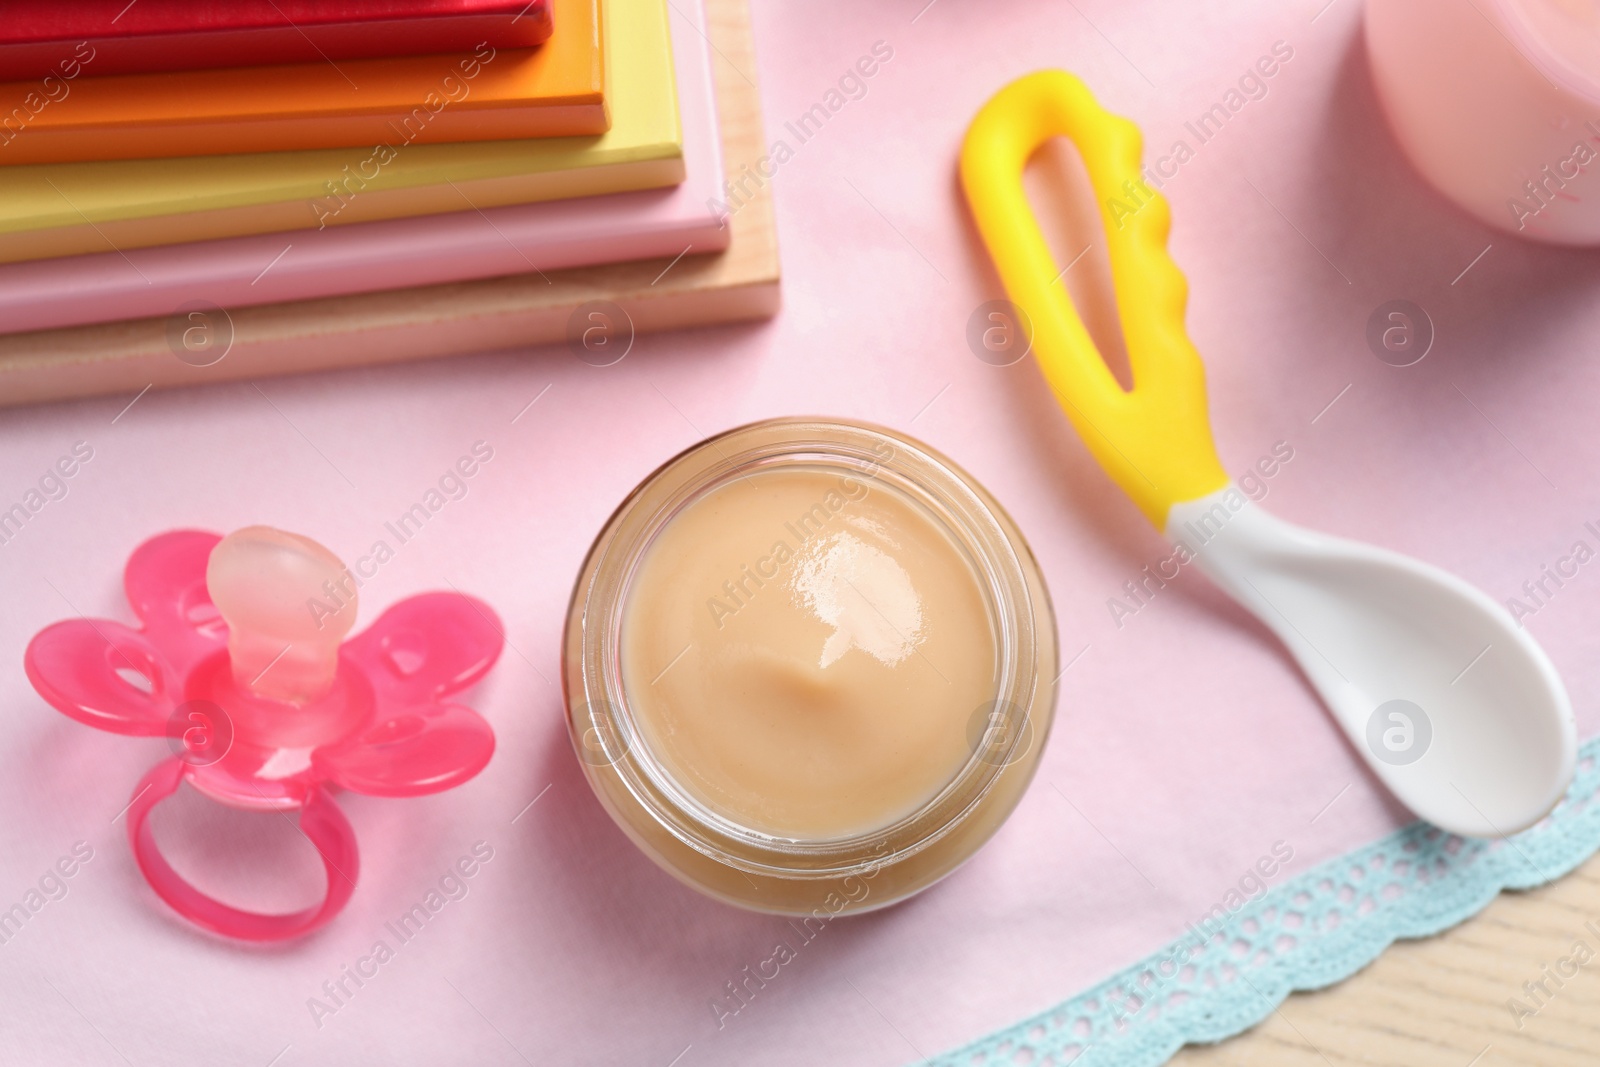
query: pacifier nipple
206 526 358 704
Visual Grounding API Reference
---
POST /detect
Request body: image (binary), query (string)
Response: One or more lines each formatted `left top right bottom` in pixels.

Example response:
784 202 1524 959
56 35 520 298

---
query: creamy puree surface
621 467 998 840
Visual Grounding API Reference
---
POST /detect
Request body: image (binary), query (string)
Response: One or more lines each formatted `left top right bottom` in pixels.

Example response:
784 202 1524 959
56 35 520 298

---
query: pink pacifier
24 527 503 941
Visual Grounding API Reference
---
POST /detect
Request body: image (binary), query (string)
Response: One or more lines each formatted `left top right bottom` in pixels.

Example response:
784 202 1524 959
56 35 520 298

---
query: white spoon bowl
1169 487 1577 838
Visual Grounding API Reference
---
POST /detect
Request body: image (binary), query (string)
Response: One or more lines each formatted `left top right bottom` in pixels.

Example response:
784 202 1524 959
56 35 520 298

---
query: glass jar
562 418 1057 914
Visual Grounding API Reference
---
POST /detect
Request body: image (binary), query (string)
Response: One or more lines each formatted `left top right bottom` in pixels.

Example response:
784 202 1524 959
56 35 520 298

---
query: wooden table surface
1170 853 1600 1066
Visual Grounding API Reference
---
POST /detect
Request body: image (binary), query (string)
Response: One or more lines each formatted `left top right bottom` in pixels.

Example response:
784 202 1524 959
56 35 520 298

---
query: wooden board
1170 851 1600 1067
0 0 776 408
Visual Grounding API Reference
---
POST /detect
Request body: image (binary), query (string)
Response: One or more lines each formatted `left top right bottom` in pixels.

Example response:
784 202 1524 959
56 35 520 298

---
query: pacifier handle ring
125 760 360 942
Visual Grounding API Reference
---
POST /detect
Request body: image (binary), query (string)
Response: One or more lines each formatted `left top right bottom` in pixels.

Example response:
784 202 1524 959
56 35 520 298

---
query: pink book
0 0 723 336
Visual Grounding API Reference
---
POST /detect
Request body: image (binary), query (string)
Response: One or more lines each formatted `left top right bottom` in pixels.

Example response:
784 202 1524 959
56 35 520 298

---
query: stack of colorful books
0 0 777 404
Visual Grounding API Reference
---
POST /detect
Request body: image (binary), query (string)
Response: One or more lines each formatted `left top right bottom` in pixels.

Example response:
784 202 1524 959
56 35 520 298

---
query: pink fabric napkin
2 2 1598 1065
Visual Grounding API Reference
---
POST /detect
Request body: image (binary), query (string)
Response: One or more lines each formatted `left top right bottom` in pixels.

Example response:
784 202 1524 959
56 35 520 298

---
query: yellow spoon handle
959 71 1229 528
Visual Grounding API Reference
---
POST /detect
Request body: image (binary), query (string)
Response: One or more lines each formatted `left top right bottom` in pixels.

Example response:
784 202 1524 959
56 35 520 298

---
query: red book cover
0 1 553 80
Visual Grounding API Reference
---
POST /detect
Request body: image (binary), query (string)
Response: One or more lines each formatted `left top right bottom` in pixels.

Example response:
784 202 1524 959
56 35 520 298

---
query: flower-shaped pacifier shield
25 528 503 941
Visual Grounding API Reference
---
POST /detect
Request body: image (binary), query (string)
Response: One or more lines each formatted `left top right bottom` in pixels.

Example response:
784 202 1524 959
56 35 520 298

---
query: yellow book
0 0 679 264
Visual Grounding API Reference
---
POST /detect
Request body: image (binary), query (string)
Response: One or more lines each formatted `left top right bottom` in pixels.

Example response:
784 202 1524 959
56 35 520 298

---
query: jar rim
565 417 1047 880
1488 0 1600 106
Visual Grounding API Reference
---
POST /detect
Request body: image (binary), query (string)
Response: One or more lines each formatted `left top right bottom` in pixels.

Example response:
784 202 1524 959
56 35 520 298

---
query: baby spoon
959 71 1576 838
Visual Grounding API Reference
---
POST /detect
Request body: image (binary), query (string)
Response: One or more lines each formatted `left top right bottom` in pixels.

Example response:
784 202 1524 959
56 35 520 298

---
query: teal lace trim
931 739 1600 1067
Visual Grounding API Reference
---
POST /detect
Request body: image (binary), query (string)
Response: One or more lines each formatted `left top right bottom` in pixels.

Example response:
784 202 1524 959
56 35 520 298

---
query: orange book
0 0 605 166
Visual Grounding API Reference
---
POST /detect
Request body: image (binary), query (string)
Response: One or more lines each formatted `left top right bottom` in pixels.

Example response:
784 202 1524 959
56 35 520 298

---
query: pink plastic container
1367 0 1600 244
